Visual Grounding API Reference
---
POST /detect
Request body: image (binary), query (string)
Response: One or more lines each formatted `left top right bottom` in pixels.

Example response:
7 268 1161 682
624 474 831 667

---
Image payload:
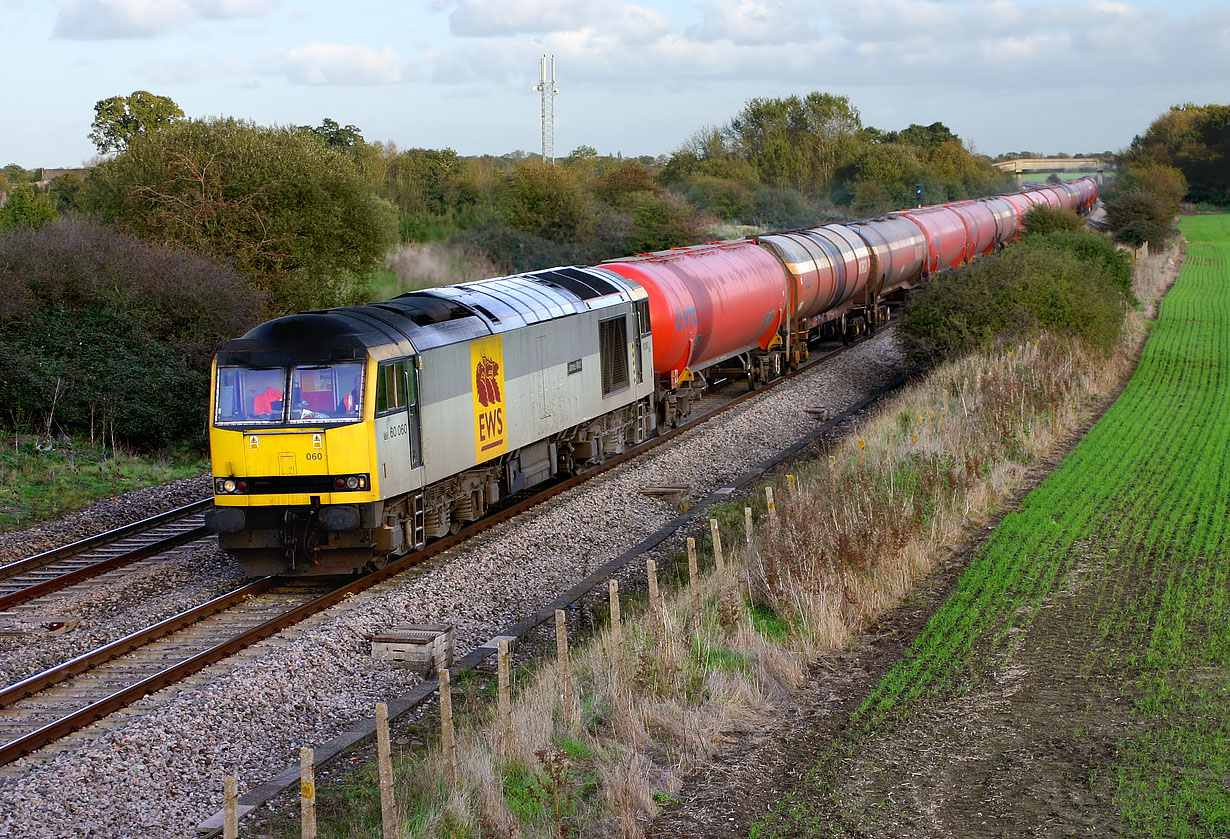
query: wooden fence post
555 609 575 727
765 486 776 521
376 702 398 839
608 579 621 645
223 775 238 839
439 668 457 790
686 537 698 595
744 506 754 544
300 747 317 839
709 519 724 572
646 559 659 607
497 639 512 760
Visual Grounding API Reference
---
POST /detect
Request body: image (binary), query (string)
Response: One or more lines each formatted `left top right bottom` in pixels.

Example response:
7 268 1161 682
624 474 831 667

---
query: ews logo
470 336 508 461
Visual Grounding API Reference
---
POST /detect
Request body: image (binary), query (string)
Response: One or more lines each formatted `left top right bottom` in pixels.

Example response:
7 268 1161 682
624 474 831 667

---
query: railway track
0 500 211 613
0 326 894 769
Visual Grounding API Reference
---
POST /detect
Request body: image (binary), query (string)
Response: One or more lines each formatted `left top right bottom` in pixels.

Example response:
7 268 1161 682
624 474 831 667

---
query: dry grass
349 244 1184 839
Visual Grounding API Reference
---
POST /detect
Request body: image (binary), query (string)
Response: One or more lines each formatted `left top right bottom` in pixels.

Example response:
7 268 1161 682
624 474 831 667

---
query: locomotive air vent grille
599 316 630 396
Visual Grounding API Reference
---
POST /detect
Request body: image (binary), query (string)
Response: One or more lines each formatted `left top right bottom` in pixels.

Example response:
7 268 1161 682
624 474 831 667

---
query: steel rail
0 498 212 579
0 519 211 612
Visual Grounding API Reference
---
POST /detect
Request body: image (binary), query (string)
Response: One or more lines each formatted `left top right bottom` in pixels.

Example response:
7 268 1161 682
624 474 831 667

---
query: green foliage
0 437 205 531
679 175 754 221
47 172 85 213
748 603 791 641
382 147 484 220
299 117 364 148
1122 103 1230 205
624 191 702 253
88 90 184 154
692 641 750 673
0 184 57 233
495 161 594 244
1104 172 1181 249
82 117 396 314
898 231 1131 363
2 163 40 184
0 218 259 446
1021 205 1084 237
882 121 959 148
725 92 863 191
1029 230 1134 302
594 162 657 205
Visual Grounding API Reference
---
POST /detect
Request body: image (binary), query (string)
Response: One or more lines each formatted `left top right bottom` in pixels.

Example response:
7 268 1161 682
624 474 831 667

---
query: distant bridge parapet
992 157 1113 173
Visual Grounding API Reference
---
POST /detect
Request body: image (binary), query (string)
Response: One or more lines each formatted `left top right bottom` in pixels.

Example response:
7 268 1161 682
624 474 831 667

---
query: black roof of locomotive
215 266 644 367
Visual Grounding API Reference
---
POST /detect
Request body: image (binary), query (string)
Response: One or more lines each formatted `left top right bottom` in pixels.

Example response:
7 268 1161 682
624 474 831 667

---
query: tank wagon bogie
206 178 1099 576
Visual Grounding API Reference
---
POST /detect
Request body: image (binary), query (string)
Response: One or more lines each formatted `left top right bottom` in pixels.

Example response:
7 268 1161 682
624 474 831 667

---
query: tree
890 122 959 148
0 184 57 233
1122 103 1230 204
495 161 594 244
301 118 364 148
89 91 185 154
83 117 396 314
1102 163 1186 249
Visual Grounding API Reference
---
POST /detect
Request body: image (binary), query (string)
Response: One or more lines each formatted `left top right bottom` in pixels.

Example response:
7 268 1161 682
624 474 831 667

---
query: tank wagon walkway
751 215 1230 837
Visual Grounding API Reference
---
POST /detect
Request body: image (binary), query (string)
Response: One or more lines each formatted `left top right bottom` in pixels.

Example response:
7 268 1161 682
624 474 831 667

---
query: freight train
205 178 1098 576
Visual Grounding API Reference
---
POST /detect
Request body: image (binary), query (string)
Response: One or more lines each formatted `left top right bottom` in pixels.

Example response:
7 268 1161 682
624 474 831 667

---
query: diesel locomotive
205 178 1098 576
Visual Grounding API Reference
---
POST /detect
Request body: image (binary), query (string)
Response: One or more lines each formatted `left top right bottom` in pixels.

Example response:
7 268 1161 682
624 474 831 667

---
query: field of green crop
757 214 1230 837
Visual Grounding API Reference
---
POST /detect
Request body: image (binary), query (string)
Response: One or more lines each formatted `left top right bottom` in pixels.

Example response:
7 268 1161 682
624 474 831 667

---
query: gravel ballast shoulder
0 475 211 565
0 335 904 839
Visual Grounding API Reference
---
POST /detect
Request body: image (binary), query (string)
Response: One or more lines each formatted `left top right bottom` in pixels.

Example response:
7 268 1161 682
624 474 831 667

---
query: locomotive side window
635 300 651 336
376 360 408 415
633 300 650 384
215 366 287 426
376 358 422 467
288 363 364 423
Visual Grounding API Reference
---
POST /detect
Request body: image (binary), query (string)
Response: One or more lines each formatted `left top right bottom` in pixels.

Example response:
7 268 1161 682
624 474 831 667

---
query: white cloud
689 0 818 45
436 0 634 36
418 0 1230 109
52 0 276 40
278 43 410 86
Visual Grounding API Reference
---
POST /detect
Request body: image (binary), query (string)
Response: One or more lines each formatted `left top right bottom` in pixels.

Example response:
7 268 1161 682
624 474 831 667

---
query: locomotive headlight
345 476 360 490
221 479 237 493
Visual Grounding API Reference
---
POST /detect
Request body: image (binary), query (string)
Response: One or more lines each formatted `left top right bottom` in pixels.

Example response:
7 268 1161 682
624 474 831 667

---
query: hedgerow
897 230 1133 364
0 218 260 447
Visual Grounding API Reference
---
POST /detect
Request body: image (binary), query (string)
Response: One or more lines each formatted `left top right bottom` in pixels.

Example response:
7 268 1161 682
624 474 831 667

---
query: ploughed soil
650 421 1133 839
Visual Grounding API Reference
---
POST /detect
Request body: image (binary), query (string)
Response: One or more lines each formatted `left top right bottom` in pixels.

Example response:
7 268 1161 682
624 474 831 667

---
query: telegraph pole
534 55 558 163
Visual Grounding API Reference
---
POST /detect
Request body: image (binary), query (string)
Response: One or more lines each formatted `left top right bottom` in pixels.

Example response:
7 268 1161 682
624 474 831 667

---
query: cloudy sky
2 0 1227 168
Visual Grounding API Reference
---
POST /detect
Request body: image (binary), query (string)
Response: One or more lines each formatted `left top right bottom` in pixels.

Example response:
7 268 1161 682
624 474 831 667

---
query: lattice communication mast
534 55 558 163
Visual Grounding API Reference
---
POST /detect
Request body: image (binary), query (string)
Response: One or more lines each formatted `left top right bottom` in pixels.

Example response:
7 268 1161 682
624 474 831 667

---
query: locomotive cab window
215 366 287 426
288 363 364 424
